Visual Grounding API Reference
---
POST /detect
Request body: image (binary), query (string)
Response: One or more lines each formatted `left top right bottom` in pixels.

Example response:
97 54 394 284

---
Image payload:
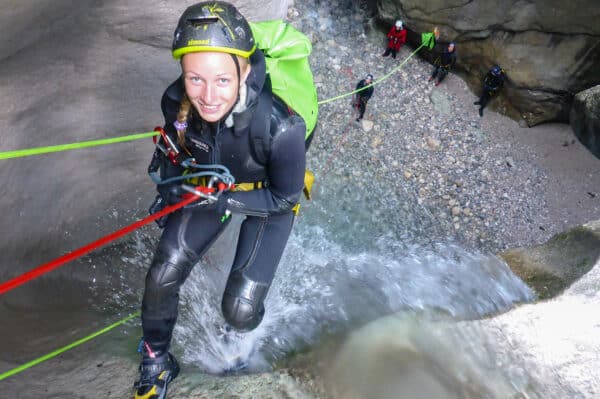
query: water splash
173 219 533 373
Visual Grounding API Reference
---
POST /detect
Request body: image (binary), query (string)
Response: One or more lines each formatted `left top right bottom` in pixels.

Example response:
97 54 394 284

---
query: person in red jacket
382 20 407 59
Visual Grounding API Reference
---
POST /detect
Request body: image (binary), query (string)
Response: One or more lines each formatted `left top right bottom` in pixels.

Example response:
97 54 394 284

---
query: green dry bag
250 20 318 139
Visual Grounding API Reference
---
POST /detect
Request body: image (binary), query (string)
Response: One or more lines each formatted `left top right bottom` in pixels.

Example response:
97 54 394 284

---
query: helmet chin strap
224 54 248 128
230 53 241 82
223 53 246 127
225 83 247 128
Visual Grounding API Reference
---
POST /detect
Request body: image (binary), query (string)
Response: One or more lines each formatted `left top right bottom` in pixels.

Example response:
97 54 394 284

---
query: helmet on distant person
491 65 502 76
172 1 256 60
395 20 403 29
366 74 374 81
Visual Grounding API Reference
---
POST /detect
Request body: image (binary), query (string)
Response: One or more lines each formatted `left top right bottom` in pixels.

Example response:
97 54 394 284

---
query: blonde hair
175 94 192 156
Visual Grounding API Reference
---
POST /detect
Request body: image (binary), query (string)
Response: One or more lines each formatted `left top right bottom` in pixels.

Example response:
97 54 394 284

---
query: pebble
289 0 550 252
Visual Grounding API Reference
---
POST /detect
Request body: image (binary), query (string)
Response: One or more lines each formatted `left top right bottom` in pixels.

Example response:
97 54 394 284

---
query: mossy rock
499 221 600 299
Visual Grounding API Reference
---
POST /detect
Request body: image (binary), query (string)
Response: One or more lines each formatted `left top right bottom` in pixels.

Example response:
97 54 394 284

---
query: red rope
0 194 202 295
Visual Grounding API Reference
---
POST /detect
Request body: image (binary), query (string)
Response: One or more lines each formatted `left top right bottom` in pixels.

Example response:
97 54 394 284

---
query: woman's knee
221 271 269 332
145 246 195 301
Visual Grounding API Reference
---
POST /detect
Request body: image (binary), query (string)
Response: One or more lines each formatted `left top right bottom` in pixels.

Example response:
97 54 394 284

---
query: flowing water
0 139 540 398
173 220 533 375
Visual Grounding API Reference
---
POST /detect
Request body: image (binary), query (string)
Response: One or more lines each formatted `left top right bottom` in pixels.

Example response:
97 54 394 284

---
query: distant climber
474 65 505 117
382 20 407 59
353 74 374 122
428 42 457 86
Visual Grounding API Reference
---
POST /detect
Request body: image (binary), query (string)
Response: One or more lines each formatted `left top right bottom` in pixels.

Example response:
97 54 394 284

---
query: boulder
375 0 600 126
570 85 600 158
499 221 600 299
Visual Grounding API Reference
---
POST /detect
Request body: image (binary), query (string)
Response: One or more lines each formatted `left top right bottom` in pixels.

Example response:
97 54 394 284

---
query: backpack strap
249 75 274 165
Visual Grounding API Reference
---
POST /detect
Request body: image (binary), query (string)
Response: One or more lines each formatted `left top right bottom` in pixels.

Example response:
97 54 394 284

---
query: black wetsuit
476 70 505 116
430 48 456 84
142 48 306 355
354 79 374 120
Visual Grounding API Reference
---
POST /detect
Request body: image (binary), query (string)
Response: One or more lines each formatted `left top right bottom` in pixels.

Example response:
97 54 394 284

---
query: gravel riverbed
287 0 600 253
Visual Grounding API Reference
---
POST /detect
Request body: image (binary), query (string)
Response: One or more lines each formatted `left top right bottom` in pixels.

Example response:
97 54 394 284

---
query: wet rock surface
375 0 600 127
570 84 600 158
500 220 600 299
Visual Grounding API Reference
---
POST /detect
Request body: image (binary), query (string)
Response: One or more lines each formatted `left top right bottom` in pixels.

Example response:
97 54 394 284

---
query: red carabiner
153 126 180 165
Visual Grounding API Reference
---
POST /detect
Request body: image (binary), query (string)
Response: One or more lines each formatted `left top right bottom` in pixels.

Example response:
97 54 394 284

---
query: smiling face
181 51 251 122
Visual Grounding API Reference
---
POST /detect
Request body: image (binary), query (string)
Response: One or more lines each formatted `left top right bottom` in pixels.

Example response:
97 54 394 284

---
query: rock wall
375 0 600 127
570 85 600 158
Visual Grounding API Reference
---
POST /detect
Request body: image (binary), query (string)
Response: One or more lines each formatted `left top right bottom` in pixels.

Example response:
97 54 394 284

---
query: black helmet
172 1 256 60
491 65 502 76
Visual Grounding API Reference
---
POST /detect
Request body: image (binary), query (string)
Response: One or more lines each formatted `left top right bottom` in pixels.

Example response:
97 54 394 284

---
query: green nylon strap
317 43 425 105
0 43 425 160
0 132 159 160
0 311 140 381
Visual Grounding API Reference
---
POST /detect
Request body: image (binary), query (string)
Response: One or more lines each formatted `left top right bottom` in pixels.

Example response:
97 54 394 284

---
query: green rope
0 43 424 160
0 132 159 160
317 43 425 105
0 311 140 381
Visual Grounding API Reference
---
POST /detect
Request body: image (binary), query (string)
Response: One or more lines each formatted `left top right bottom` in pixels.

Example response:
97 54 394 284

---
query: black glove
166 185 189 205
148 194 169 228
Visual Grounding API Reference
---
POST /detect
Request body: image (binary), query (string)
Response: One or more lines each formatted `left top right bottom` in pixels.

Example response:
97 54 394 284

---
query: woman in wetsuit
134 2 306 398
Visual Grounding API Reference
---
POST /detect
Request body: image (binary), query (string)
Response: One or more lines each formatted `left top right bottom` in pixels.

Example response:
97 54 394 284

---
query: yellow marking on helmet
215 15 237 46
204 3 236 44
173 44 256 60
207 3 225 14
188 39 209 46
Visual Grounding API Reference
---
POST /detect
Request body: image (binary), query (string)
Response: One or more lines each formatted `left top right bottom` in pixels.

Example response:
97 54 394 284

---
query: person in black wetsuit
354 74 374 121
474 65 505 117
134 2 307 398
428 42 456 86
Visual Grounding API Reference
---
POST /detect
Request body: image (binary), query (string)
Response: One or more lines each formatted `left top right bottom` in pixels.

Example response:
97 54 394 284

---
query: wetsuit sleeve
365 86 374 101
400 29 407 44
497 75 505 89
226 116 306 217
483 73 492 89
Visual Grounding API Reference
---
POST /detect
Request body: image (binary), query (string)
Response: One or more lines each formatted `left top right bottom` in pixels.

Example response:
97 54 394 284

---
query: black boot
478 107 484 117
473 101 480 105
134 342 180 399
